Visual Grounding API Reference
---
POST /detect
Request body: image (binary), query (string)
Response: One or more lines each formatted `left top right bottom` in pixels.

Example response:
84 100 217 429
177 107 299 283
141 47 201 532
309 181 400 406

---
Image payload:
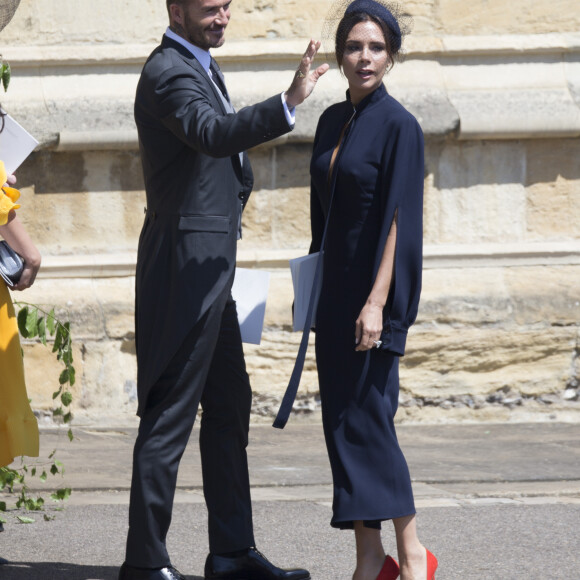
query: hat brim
0 0 21 33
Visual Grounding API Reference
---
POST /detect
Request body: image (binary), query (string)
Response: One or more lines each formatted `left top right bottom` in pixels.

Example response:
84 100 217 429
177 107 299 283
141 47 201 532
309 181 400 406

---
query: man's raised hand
284 40 329 109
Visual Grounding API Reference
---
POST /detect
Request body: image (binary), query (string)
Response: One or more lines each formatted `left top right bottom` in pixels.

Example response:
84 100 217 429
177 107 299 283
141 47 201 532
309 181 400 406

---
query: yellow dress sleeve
0 160 21 226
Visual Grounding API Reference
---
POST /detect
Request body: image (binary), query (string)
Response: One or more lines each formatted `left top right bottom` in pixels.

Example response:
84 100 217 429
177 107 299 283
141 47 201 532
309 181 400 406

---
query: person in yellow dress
0 159 41 471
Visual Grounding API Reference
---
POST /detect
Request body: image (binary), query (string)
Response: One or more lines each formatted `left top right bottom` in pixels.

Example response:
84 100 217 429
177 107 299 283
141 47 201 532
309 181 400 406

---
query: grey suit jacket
134 36 293 414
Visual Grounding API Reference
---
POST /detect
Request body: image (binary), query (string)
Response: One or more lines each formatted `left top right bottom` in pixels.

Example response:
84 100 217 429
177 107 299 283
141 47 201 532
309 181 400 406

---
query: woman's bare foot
398 545 426 580
353 553 387 580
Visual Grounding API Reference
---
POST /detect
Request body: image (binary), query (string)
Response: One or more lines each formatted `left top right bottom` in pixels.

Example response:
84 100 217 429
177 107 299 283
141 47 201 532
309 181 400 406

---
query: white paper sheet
0 112 39 174
289 251 322 332
232 267 270 345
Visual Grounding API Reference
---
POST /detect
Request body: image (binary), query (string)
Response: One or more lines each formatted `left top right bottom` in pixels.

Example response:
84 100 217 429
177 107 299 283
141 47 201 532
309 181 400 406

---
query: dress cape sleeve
375 114 424 356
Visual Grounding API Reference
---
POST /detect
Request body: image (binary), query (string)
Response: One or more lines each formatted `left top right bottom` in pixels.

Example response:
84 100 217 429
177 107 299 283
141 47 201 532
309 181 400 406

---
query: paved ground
1 421 580 579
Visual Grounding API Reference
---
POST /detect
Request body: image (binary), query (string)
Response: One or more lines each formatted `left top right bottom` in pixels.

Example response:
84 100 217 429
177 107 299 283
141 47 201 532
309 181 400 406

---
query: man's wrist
284 90 299 110
281 92 296 126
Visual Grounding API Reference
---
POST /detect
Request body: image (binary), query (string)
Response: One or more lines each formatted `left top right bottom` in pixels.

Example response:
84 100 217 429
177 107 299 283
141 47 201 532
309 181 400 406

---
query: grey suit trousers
125 286 255 568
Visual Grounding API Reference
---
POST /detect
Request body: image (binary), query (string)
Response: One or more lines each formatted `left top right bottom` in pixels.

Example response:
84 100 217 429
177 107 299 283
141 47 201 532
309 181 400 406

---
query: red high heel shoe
376 555 400 580
426 549 438 579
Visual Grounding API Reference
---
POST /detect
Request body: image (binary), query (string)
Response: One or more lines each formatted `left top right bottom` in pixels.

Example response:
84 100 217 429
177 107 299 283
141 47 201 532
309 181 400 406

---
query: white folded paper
0 111 39 174
289 251 322 332
232 267 270 344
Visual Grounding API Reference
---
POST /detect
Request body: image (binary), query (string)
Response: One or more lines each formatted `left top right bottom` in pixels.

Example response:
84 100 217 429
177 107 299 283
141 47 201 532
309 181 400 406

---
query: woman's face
341 20 390 105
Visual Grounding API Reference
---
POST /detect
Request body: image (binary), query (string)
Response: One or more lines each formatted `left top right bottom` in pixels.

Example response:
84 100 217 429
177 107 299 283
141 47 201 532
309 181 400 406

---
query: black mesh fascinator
322 0 412 67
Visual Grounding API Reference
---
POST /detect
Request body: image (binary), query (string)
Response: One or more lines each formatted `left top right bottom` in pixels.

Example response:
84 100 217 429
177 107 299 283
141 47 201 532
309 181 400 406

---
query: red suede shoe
376 555 400 580
426 549 438 579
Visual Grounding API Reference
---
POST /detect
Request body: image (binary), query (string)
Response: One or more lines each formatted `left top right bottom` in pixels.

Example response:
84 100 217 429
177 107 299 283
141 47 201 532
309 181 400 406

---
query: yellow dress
0 167 39 467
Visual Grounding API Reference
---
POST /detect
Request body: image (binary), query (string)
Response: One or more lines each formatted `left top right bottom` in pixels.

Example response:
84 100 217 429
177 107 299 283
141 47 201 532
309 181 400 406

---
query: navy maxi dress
310 84 424 529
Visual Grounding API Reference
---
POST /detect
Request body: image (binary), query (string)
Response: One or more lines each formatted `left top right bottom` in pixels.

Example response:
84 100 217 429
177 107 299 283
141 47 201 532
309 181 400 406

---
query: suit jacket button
238 192 245 200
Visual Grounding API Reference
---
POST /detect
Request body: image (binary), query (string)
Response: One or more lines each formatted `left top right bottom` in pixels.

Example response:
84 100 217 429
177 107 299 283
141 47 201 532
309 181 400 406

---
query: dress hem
331 507 417 530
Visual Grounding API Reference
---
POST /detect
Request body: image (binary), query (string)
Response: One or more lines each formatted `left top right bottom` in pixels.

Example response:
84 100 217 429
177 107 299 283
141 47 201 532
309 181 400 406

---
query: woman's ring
295 69 306 79
373 340 382 349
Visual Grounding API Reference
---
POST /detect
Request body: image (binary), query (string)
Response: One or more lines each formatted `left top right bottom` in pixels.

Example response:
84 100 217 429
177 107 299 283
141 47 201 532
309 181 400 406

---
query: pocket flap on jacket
178 215 230 233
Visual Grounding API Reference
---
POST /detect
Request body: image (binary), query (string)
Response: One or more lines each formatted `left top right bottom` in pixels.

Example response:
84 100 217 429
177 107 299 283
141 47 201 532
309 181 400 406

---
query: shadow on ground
0 561 203 580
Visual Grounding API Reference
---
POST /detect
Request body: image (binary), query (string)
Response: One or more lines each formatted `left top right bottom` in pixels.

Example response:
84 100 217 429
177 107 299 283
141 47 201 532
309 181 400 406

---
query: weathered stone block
78 340 138 416
436 0 580 35
401 327 577 398
21 342 83 411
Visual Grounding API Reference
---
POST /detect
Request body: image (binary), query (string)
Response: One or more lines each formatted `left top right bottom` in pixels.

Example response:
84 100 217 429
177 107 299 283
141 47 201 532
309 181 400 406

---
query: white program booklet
0 112 39 174
289 251 322 332
232 267 270 345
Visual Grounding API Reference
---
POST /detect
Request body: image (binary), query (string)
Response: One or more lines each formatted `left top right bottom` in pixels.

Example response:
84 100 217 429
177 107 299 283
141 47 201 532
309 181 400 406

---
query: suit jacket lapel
160 35 243 173
161 35 229 115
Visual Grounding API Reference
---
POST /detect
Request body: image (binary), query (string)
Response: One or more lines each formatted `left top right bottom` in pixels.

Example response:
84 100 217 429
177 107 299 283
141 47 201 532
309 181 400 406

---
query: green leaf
63 412 73 424
2 62 11 92
67 428 74 442
52 407 63 417
50 463 59 476
61 391 73 407
43 513 56 521
25 308 39 338
59 368 69 385
17 307 29 338
37 316 47 346
40 470 47 483
62 342 73 366
16 516 35 524
0 516 6 524
25 496 44 511
47 308 56 335
31 467 36 477
68 365 76 387
51 488 71 502
52 324 63 353
52 387 62 400
0 501 6 512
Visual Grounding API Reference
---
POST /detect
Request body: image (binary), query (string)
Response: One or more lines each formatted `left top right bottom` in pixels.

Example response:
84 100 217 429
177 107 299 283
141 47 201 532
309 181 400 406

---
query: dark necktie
209 57 243 238
210 58 230 102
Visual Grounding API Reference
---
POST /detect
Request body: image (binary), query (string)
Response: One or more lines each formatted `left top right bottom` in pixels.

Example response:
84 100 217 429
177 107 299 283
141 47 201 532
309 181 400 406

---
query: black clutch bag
0 240 24 287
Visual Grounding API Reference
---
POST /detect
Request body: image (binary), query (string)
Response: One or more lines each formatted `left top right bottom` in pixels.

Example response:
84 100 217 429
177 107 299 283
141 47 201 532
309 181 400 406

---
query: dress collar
346 83 387 113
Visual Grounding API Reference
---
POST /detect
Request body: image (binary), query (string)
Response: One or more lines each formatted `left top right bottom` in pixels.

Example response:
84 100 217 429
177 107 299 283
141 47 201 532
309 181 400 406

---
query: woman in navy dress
310 2 437 579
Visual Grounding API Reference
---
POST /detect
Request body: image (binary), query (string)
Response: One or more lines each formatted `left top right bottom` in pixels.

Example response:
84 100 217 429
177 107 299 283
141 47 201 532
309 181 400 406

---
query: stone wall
1 0 579 424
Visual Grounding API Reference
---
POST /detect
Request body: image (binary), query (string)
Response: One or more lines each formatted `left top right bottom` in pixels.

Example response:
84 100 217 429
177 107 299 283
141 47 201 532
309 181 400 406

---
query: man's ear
169 3 185 27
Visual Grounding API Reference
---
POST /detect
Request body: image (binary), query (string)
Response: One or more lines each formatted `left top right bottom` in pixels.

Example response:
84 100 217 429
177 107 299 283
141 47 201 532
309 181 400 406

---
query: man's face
172 0 232 50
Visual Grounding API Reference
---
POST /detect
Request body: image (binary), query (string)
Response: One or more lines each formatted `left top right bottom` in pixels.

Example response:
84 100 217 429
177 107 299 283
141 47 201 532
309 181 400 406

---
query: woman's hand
12 256 41 291
0 212 41 291
355 302 383 351
284 40 329 109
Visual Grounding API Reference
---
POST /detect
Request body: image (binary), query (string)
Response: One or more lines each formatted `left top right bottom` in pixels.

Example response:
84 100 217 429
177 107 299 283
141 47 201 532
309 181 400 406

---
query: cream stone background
1 0 579 425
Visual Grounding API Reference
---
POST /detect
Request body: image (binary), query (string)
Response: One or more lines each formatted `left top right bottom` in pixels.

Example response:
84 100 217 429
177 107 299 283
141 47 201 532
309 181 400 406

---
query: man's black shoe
204 547 310 579
119 562 186 580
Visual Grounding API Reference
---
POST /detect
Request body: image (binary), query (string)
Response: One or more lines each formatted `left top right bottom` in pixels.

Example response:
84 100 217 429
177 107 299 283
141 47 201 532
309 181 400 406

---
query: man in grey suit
119 1 328 579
